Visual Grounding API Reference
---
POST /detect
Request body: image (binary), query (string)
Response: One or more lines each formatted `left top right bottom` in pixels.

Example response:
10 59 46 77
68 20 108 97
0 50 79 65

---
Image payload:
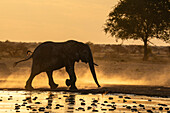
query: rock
111 102 115 104
26 106 31 109
91 103 97 106
126 106 131 109
109 109 115 111
92 110 98 112
165 108 169 110
124 97 131 99
139 104 144 107
78 107 85 110
68 107 74 109
81 102 86 105
133 105 137 108
106 104 112 107
32 109 37 111
56 104 60 106
152 107 155 110
32 97 38 100
35 102 41 104
48 103 52 106
23 102 27 104
26 97 31 100
159 107 163 110
38 107 45 111
22 99 26 101
68 102 74 105
101 103 105 106
63 95 68 97
50 94 54 96
79 99 85 102
92 100 98 103
15 106 20 110
147 110 153 113
158 104 167 106
101 109 107 111
46 106 51 109
55 107 59 109
104 101 108 103
148 99 152 102
123 99 127 103
118 96 123 98
109 97 113 100
8 98 12 100
60 105 64 107
112 106 116 110
87 106 92 110
131 108 137 112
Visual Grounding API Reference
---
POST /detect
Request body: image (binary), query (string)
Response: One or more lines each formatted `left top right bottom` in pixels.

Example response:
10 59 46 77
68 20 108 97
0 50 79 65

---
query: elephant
14 40 101 90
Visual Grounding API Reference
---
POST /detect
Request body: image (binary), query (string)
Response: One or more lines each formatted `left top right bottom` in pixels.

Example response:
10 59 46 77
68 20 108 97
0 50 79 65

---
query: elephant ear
63 41 80 62
74 52 80 62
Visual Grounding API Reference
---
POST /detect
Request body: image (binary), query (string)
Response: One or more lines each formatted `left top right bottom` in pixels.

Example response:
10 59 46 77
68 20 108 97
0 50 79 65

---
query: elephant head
75 43 101 88
64 40 101 88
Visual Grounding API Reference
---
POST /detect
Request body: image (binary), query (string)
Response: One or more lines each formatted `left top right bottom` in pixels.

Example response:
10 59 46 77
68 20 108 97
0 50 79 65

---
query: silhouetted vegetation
86 43 169 62
0 41 169 62
0 40 38 58
104 0 170 60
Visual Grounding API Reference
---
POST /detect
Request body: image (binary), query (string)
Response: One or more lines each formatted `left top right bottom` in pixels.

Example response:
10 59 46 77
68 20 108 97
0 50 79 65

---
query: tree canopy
104 0 170 60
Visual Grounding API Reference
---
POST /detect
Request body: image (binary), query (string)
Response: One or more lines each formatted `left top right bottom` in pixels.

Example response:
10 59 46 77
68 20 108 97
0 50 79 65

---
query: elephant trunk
89 59 101 88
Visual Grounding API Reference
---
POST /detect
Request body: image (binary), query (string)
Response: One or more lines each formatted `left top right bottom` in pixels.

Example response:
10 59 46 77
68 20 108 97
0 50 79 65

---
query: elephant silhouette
14 40 101 90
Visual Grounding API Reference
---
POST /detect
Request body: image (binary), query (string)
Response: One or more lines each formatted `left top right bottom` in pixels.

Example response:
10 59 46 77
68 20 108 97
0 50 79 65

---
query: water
0 90 169 113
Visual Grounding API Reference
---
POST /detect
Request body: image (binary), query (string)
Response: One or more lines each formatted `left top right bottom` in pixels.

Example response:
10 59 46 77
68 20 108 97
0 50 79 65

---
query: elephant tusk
93 63 99 66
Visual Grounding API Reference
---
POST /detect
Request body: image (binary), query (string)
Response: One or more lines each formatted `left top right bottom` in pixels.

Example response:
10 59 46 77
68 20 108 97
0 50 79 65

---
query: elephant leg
46 71 58 89
65 79 71 87
66 66 77 90
25 72 37 90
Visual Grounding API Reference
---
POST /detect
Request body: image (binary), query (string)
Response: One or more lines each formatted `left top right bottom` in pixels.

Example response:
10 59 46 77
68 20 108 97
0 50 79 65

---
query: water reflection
65 95 75 113
46 93 54 110
0 91 169 113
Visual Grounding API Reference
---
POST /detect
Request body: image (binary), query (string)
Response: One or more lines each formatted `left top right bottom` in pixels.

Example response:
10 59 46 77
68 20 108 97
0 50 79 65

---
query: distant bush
0 41 28 58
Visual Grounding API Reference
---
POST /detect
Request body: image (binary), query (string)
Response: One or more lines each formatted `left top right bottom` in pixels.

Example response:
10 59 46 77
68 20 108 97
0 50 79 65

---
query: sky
0 0 169 46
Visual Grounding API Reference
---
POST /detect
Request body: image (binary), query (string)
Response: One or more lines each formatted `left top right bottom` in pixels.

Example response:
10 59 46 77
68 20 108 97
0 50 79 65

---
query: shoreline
0 85 169 97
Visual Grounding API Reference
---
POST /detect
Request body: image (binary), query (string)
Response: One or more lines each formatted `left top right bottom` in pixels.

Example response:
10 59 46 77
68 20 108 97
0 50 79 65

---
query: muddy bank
0 85 170 97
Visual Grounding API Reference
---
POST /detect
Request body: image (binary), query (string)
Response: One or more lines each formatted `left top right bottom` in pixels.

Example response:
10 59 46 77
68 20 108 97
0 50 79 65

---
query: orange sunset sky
0 0 169 46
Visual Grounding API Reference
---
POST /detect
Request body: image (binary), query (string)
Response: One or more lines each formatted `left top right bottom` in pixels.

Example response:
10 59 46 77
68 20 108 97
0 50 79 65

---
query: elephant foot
69 85 78 91
50 84 59 89
65 79 71 87
25 85 34 90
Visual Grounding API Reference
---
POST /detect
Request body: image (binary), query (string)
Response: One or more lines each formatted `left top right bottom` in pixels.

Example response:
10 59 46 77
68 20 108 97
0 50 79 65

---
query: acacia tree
104 0 170 60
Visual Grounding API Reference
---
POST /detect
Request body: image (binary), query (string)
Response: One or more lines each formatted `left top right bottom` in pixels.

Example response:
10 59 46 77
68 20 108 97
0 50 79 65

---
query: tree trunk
143 39 148 61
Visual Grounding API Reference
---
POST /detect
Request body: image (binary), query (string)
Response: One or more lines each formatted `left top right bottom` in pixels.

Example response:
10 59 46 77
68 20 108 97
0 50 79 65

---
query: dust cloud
0 60 170 89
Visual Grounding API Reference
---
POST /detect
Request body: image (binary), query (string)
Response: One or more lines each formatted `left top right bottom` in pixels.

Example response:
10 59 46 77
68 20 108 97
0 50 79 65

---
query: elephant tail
13 50 33 67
